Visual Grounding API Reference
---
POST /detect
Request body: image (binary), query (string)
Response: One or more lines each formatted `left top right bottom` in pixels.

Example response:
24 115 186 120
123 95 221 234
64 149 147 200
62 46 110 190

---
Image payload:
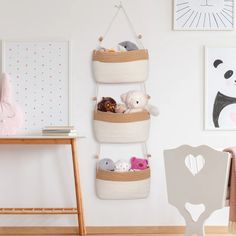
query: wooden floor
15 234 233 236
12 234 233 236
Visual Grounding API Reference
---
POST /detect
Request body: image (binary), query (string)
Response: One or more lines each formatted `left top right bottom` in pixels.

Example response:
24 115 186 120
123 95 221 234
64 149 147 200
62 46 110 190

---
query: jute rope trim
92 49 149 63
94 111 150 123
96 168 150 182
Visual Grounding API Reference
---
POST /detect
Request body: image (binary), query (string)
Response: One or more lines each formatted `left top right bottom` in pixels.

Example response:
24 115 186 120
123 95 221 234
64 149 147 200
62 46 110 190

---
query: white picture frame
1 39 71 133
174 0 235 31
205 46 236 130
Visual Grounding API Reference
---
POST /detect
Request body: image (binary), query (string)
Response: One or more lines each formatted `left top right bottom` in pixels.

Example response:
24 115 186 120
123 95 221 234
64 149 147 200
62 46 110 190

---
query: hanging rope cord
96 142 150 162
99 3 145 49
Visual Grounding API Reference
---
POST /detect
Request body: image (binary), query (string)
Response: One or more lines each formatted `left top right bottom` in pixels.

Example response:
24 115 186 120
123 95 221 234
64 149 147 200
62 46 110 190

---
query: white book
42 132 77 136
43 126 75 131
42 129 77 133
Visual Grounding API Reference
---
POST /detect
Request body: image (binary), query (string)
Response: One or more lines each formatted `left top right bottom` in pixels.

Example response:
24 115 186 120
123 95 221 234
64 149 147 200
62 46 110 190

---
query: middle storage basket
93 111 151 143
96 168 151 200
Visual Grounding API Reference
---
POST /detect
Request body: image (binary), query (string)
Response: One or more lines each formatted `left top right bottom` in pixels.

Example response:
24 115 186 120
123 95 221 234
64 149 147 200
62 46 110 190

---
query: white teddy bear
120 90 159 116
114 160 131 172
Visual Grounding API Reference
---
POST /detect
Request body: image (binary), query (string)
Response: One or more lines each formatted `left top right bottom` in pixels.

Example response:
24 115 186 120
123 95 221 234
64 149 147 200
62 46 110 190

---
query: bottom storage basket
93 111 150 143
96 168 151 200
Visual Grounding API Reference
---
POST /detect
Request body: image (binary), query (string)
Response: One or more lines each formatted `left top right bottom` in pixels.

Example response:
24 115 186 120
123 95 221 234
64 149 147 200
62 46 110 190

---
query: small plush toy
115 103 127 113
114 160 131 172
98 158 115 171
120 90 159 116
119 41 139 51
97 97 117 113
130 157 149 170
0 73 23 135
116 45 127 52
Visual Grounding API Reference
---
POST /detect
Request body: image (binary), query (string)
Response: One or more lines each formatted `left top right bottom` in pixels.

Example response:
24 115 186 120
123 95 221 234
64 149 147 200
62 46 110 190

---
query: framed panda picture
174 0 235 30
205 47 236 130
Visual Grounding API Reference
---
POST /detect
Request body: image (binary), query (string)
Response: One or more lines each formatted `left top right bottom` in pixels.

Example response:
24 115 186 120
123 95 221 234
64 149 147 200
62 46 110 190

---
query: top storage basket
92 49 149 84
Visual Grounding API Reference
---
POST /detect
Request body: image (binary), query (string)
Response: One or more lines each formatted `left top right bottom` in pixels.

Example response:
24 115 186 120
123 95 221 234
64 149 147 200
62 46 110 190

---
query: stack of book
42 126 77 136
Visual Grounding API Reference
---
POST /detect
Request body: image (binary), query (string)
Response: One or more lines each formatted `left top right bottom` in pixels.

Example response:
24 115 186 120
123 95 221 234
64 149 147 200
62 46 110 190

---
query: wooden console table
0 136 86 235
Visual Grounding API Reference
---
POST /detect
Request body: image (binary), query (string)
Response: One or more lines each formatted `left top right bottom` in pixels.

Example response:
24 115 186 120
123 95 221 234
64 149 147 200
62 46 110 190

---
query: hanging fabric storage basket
92 2 148 84
96 168 151 200
93 110 150 143
92 49 149 84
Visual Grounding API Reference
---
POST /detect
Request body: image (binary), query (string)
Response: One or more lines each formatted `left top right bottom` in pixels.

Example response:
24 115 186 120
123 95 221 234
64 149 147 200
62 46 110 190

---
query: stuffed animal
130 157 149 170
116 45 127 52
0 73 23 135
97 97 117 113
114 160 131 172
119 41 139 51
115 103 127 113
120 90 159 116
98 158 115 171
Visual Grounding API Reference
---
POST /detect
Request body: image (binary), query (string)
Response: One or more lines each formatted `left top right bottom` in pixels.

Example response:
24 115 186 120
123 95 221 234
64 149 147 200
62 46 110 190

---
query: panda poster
205 47 236 130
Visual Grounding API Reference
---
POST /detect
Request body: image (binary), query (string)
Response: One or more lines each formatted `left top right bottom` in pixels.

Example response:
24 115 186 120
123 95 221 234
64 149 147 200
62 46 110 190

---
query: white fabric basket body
92 50 149 83
96 168 150 200
93 111 150 143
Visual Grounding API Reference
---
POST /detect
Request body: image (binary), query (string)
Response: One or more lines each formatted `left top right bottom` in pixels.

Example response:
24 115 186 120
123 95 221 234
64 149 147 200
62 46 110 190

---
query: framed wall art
1 40 70 133
174 0 234 30
205 47 236 130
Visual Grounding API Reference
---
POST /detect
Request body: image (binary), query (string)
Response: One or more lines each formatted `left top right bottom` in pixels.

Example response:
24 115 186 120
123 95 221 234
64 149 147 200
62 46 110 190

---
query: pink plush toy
0 73 23 135
130 157 149 170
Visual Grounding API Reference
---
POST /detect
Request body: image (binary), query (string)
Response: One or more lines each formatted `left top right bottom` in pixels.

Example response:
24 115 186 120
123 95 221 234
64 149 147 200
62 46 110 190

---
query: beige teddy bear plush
120 90 159 116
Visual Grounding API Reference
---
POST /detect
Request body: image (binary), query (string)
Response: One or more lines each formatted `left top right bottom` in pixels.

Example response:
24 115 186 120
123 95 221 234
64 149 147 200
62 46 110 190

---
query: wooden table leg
71 138 86 235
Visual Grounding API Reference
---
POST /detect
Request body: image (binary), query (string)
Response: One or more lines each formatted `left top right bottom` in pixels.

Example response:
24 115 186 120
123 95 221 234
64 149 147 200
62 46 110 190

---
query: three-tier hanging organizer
92 2 152 200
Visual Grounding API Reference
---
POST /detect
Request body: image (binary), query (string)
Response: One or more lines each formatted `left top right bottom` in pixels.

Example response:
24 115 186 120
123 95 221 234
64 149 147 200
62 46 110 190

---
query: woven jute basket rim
94 110 150 123
96 168 150 182
92 49 149 63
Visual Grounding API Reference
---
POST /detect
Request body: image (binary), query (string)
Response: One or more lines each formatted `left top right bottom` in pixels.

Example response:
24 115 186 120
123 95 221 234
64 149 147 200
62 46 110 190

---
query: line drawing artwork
174 0 234 30
205 48 236 130
201 0 214 6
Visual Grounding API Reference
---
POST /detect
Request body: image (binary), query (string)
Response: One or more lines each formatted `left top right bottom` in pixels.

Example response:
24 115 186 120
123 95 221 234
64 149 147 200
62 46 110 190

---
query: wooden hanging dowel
138 34 142 39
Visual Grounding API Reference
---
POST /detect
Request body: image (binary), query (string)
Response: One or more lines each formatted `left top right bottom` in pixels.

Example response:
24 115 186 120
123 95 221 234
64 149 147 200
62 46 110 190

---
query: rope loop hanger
98 1 145 49
96 143 151 161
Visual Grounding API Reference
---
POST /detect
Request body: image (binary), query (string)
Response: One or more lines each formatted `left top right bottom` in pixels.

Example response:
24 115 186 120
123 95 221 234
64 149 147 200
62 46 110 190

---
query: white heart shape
185 202 205 222
185 154 205 176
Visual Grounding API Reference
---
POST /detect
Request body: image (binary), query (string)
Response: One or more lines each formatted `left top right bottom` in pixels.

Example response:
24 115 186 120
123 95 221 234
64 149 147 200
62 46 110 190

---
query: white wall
0 0 235 227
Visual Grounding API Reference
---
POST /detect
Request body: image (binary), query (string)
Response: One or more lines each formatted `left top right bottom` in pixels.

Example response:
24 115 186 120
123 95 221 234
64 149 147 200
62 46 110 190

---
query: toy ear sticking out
0 73 23 135
0 73 12 103
120 93 127 103
213 59 223 68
